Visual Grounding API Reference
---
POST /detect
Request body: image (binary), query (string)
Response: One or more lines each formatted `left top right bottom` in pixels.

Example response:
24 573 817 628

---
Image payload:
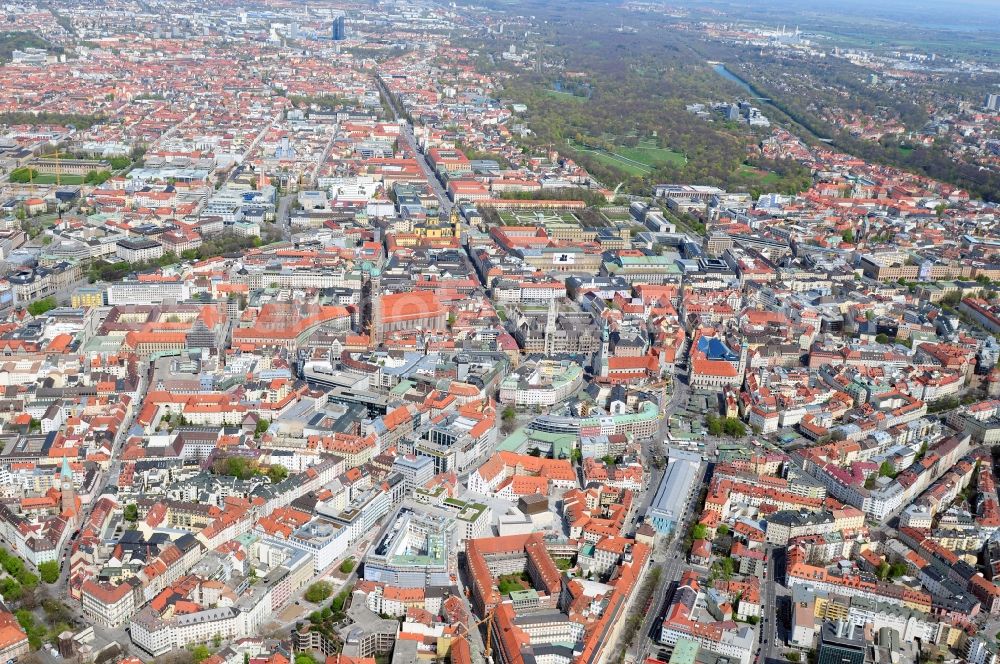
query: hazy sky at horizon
681 0 1000 34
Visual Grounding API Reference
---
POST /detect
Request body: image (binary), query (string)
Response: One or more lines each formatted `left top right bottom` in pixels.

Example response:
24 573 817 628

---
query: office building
364 509 451 588
392 454 435 494
332 15 346 40
817 621 865 664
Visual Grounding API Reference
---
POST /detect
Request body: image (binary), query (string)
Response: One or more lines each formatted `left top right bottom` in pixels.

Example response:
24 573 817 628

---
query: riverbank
710 62 832 143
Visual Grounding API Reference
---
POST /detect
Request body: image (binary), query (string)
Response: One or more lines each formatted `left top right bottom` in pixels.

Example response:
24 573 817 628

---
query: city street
374 73 452 215
759 547 791 664
54 362 150 589
276 193 295 241
308 126 339 189
630 510 699 664
397 123 452 215
619 355 779 664
621 361 704 663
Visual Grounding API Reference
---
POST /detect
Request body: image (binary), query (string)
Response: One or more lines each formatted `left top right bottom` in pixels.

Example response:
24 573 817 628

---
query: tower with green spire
60 456 75 518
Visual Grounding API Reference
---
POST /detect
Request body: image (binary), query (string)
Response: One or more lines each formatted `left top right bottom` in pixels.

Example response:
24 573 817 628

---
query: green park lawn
568 138 687 176
25 173 86 185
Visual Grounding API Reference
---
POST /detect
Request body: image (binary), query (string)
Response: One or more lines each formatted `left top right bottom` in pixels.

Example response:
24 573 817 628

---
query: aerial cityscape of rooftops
0 0 999 663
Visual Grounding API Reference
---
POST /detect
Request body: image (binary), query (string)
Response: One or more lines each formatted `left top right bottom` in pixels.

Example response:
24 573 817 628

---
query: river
712 63 763 99
711 62 832 142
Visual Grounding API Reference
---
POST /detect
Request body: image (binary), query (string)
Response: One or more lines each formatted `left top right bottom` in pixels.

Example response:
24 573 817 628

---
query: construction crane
447 604 497 663
46 134 67 186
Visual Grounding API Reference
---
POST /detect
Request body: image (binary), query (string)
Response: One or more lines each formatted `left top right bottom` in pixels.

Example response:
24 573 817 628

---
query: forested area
470 0 999 201
837 136 1000 202
0 31 60 62
0 111 105 129
705 47 1000 201
505 71 748 191
501 44 746 188
471 4 817 196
